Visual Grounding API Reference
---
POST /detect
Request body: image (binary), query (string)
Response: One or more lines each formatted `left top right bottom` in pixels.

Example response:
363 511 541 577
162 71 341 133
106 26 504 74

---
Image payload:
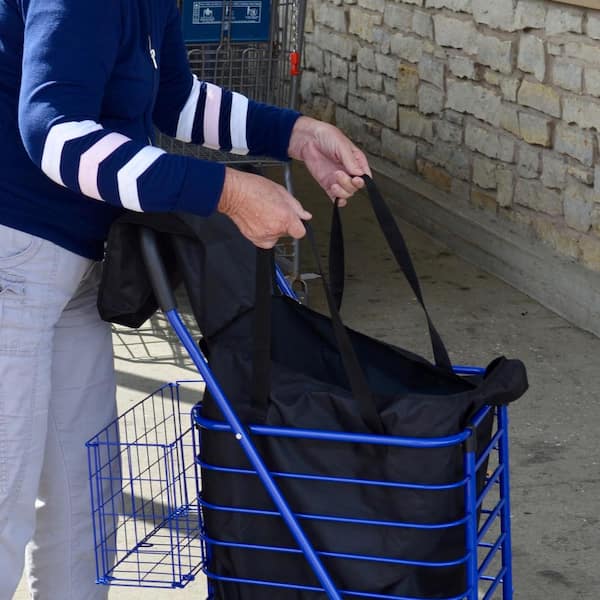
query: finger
335 137 365 177
255 237 278 250
290 198 312 221
333 197 348 208
334 170 358 196
351 175 366 189
329 183 352 200
353 148 372 178
286 194 312 220
332 171 364 197
287 217 307 240
335 171 365 197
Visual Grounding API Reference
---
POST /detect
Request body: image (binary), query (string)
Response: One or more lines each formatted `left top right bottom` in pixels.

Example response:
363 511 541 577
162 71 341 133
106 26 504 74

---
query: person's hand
287 116 372 207
217 167 312 249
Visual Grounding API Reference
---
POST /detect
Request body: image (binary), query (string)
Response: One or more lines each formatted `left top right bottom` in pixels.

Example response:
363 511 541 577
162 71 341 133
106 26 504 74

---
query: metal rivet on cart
235 433 242 440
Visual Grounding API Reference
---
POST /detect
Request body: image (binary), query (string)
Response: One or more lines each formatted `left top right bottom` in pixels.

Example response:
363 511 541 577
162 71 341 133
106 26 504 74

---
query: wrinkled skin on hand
217 116 371 247
217 167 311 249
287 116 372 207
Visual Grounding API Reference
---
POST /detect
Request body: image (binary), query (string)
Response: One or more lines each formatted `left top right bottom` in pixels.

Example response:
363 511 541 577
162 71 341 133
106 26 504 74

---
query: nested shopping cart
87 232 516 600
156 0 308 291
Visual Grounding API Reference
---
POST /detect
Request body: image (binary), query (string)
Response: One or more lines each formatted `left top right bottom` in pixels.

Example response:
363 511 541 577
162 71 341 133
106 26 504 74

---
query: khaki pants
0 224 116 599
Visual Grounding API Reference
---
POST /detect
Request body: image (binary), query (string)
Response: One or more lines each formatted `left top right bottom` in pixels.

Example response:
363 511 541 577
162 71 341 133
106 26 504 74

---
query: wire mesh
86 383 203 588
476 416 508 600
87 377 512 598
193 404 512 600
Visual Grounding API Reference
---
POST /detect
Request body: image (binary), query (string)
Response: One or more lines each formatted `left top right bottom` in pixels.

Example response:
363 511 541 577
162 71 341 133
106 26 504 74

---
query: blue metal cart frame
87 229 514 598
187 344 513 600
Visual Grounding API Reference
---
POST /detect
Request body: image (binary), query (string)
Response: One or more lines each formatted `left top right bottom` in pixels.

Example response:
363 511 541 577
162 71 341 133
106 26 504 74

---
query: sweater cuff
246 101 302 161
175 157 226 216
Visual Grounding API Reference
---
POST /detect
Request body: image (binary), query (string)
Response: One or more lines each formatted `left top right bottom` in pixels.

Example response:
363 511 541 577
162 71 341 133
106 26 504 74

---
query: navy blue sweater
0 0 300 259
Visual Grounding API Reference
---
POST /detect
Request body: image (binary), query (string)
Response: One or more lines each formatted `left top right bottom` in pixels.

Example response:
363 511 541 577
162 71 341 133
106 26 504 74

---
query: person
0 0 371 597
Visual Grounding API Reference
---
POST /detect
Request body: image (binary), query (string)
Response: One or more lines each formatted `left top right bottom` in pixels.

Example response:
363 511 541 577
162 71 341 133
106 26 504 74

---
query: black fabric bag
97 177 528 599
98 211 257 334
198 177 528 599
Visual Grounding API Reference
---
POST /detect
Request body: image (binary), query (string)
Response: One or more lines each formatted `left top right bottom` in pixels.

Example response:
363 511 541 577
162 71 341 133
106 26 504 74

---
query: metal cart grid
87 373 513 599
193 371 513 600
86 382 204 588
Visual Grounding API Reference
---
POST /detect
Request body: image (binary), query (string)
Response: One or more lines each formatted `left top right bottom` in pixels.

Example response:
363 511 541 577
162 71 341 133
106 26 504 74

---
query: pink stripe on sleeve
79 132 130 200
203 83 222 150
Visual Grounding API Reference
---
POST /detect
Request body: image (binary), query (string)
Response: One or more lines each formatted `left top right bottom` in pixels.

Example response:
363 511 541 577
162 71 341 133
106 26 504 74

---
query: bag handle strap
252 237 385 435
251 248 274 411
329 175 452 371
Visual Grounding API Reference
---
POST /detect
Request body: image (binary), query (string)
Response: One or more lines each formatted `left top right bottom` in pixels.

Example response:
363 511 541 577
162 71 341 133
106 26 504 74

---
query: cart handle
139 227 177 313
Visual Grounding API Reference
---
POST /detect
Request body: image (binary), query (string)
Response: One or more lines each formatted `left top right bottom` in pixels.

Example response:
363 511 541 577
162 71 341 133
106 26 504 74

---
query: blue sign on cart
182 0 271 43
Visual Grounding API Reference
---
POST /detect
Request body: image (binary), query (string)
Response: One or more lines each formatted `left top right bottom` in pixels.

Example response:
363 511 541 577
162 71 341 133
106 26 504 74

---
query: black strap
251 248 273 413
305 224 384 434
329 199 344 312
252 234 385 435
330 175 452 370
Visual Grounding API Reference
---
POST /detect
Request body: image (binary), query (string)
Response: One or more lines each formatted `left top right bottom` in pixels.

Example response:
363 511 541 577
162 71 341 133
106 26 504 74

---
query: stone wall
301 0 600 273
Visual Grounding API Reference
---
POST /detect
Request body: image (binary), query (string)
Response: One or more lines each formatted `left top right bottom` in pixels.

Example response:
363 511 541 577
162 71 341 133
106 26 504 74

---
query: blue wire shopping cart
87 228 515 599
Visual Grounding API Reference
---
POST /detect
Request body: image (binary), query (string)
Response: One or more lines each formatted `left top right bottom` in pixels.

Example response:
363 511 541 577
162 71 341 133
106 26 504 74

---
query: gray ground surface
15 164 599 599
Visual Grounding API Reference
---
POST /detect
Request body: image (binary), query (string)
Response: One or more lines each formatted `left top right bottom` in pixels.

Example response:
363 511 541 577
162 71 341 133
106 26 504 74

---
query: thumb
337 139 364 177
290 197 312 221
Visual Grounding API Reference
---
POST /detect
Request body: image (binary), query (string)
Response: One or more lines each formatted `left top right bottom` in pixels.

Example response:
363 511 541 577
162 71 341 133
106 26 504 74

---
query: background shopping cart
156 0 309 292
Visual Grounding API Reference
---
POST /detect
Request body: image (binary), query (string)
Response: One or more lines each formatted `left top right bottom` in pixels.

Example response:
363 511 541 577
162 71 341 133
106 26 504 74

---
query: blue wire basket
87 375 513 598
86 382 204 588
192 372 513 600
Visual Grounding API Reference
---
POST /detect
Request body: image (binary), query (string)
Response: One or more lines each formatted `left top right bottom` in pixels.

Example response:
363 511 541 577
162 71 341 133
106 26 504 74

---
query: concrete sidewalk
15 164 600 599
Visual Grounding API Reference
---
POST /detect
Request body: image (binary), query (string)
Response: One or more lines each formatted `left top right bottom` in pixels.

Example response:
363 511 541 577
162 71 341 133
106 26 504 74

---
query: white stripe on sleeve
116 146 166 212
175 75 201 143
229 92 249 155
203 83 222 150
79 132 130 200
41 120 103 186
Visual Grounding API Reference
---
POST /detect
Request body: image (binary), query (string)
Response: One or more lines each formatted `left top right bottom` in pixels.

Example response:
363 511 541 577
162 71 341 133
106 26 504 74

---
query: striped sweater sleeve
18 0 224 216
153 1 301 161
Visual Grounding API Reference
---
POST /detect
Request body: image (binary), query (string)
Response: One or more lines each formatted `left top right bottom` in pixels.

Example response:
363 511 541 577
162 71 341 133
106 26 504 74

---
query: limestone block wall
301 0 600 272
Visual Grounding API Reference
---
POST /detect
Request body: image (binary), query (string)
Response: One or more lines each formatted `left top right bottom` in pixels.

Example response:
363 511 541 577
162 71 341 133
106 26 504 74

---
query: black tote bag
199 176 528 599
98 212 257 334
